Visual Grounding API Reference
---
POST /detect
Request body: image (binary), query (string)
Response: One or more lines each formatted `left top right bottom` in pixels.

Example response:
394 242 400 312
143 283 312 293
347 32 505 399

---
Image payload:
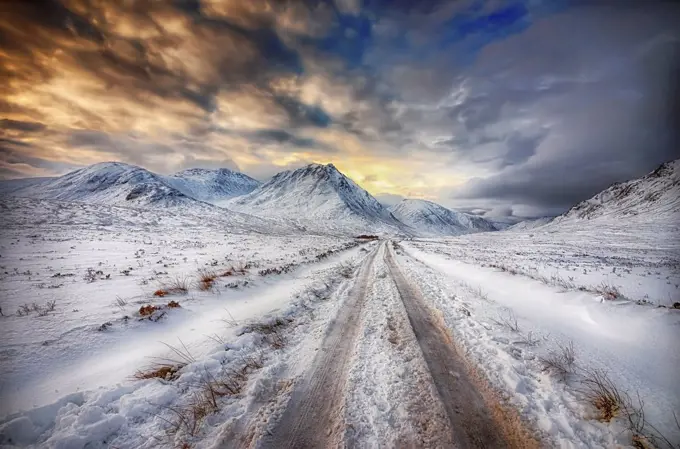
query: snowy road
3 234 677 448
259 242 381 448
385 246 512 448
240 242 531 449
227 238 679 448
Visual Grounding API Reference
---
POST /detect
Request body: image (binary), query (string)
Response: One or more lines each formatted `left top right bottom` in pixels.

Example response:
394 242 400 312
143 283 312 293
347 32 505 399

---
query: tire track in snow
385 243 509 449
342 251 454 448
257 242 383 449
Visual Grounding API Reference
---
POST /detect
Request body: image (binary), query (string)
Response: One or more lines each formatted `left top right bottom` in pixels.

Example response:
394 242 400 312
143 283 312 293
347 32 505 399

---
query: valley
0 160 678 449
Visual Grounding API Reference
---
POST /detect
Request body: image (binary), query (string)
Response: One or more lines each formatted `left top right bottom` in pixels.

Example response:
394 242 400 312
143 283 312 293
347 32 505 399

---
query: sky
1 0 679 220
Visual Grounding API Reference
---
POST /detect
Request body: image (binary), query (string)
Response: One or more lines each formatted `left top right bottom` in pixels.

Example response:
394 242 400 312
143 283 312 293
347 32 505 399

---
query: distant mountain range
389 199 496 236
506 216 554 232
2 158 676 236
0 162 261 208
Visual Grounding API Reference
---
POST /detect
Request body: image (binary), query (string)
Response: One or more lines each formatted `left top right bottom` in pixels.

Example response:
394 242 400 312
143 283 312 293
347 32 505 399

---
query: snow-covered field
1 160 678 449
407 217 680 307
0 198 366 442
394 215 680 446
396 236 680 447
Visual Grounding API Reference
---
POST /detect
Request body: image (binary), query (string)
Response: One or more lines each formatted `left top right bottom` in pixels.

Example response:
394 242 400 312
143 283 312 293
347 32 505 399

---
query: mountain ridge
227 163 409 235
4 158 675 236
2 162 197 208
164 167 261 203
0 162 262 208
549 158 679 225
389 198 497 236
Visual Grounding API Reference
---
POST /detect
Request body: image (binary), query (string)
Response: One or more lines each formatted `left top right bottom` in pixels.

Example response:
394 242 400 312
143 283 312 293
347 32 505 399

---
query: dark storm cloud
0 119 47 133
443 3 680 216
0 0 329 124
273 96 332 128
248 130 327 149
0 138 34 150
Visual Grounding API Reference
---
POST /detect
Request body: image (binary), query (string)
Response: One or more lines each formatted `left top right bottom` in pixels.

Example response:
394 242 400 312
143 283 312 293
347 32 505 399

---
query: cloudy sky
1 0 679 219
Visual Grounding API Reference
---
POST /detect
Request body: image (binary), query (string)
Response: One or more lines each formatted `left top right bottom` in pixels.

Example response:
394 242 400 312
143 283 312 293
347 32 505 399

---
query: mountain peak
166 167 260 202
390 198 496 236
82 161 141 172
228 162 405 235
4 161 194 207
174 167 242 177
1 161 263 208
303 162 339 174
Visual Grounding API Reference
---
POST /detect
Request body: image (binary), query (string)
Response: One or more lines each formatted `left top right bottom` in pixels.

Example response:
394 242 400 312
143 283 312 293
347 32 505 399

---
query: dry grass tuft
596 282 623 301
579 368 626 422
241 317 291 349
167 300 181 308
197 268 218 291
139 305 160 316
492 310 521 332
132 342 193 382
154 277 190 297
156 354 264 440
220 265 247 277
133 363 183 381
243 317 291 335
540 341 576 381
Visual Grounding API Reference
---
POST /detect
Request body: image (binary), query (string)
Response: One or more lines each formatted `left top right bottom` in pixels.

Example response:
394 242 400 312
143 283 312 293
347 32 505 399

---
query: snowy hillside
0 177 53 195
484 217 518 230
3 162 203 209
163 168 261 203
389 199 496 236
552 159 680 224
228 163 408 235
1 163 263 209
506 216 554 232
0 196 300 235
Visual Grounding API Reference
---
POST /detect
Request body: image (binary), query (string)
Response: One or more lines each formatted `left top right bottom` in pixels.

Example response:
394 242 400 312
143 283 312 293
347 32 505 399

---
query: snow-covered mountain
0 163 304 234
0 162 263 209
551 159 680 225
506 216 554 232
0 177 53 195
3 162 203 208
389 199 496 236
484 217 519 230
227 163 408 235
164 168 260 203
